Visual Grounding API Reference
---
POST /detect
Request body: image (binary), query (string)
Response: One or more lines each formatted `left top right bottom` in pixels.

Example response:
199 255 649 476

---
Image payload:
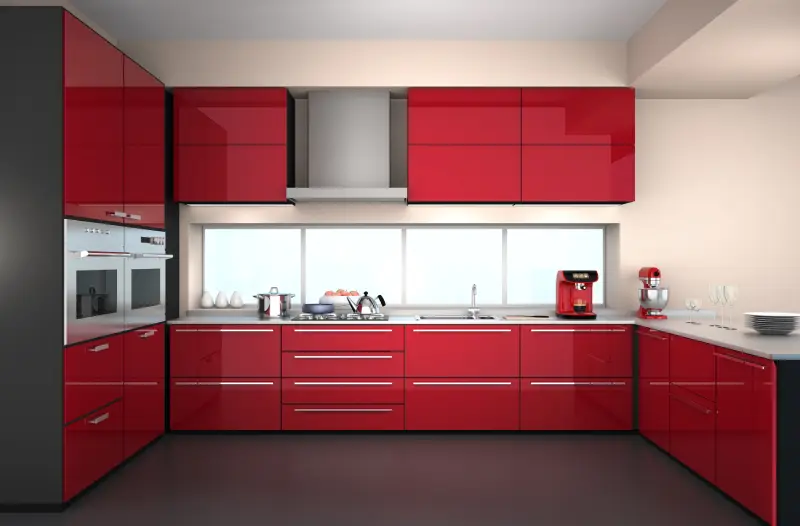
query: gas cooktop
291 313 389 322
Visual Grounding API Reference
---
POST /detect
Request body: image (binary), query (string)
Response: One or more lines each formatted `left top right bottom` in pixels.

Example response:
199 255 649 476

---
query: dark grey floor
1 434 764 526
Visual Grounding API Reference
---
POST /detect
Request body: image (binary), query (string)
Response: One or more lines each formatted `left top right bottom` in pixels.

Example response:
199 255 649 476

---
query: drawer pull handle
713 352 766 370
293 329 393 333
294 408 393 413
174 329 197 333
638 331 667 341
293 355 392 359
194 329 275 333
529 381 627 386
174 381 197 386
529 328 626 333
591 329 627 332
88 343 110 352
139 330 157 339
293 381 393 386
197 381 274 386
587 353 608 364
412 329 512 333
669 393 712 414
124 381 159 386
88 412 110 425
412 382 512 386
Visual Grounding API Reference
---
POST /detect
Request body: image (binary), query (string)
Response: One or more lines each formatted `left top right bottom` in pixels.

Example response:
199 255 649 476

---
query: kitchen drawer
170 378 280 431
637 327 669 378
123 379 164 460
282 351 404 377
405 325 519 377
282 378 403 405
521 377 632 431
405 378 520 430
63 400 124 501
64 335 124 424
124 324 164 379
639 378 670 452
282 404 404 431
170 325 280 377
521 325 631 377
669 384 716 483
670 335 716 401
281 325 404 352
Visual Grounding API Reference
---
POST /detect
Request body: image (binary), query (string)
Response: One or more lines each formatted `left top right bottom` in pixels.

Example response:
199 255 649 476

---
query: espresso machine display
555 270 599 320
637 266 669 319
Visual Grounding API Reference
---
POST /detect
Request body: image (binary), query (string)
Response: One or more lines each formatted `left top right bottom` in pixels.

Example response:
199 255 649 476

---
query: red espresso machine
556 270 599 320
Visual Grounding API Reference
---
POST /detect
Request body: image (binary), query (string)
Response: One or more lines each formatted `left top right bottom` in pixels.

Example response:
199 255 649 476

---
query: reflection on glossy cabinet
63 11 124 223
670 335 716 402
123 325 164 459
170 379 280 431
638 328 670 451
521 378 632 431
282 378 404 405
405 379 520 430
669 384 715 484
521 88 635 145
521 326 631 378
282 405 404 431
63 400 124 501
521 145 634 203
64 335 124 424
170 326 280 378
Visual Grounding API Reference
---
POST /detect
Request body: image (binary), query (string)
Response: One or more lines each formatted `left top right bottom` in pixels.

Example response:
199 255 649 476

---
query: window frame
201 224 607 308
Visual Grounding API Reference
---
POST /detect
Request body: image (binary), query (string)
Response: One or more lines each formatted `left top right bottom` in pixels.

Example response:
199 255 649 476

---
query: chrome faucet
468 284 480 319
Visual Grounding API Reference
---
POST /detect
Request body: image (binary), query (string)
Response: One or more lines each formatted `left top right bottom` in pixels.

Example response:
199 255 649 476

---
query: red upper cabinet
123 56 165 229
408 88 521 145
63 11 124 223
174 88 287 145
521 88 634 145
521 145 634 203
407 145 521 203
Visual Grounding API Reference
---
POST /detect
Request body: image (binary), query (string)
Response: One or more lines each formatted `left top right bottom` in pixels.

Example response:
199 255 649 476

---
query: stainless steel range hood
287 89 407 202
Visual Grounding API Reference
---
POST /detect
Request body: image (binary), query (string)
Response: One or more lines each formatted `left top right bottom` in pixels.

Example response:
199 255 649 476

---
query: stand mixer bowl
638 288 669 312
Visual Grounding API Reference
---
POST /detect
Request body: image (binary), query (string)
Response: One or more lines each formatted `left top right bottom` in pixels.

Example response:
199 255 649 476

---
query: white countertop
167 309 800 361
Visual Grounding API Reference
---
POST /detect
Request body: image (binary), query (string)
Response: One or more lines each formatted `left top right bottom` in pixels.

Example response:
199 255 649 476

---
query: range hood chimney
287 89 407 202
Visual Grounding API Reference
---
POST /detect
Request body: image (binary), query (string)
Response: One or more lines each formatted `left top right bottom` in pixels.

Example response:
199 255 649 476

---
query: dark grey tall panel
0 7 65 508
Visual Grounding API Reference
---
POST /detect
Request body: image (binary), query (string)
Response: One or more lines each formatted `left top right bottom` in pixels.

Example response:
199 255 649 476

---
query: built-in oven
66 219 128 345
124 226 171 331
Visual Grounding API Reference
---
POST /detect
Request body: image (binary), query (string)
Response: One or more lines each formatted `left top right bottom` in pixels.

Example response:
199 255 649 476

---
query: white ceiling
69 0 667 40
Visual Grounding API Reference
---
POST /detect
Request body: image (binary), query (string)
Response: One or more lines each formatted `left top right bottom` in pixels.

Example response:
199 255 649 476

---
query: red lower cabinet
638 379 670 451
170 378 280 431
123 380 164 459
64 335 124 424
63 400 124 501
669 385 715 484
282 352 404 378
282 378 403 405
282 405 404 431
405 379 520 430
521 378 632 431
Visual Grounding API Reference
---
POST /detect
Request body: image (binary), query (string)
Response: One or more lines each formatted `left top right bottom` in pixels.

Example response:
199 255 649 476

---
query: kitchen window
202 226 604 306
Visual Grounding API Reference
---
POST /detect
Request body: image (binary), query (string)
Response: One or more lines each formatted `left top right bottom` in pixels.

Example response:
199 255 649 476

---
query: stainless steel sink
416 315 498 320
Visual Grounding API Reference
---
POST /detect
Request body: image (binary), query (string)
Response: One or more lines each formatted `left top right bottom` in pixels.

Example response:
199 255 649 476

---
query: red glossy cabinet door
281 326 404 352
170 326 279 378
282 352 404 377
408 88 521 145
637 328 670 451
282 378 404 404
123 56 164 229
669 335 716 402
123 325 164 459
669 385 715 483
521 326 631 378
282 405 404 431
64 335 123 424
405 326 519 377
521 378 632 431
521 88 635 145
407 145 521 203
63 11 124 223
715 349 775 523
521 145 634 203
63 400 124 501
174 88 287 145
175 145 287 203
170 379 280 431
405 379 520 430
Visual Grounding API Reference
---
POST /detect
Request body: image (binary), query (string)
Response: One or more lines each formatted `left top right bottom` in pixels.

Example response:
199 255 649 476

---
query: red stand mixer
637 267 669 319
556 270 599 320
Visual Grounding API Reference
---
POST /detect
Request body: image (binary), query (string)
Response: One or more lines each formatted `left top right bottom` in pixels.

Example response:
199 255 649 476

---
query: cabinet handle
194 329 275 332
139 330 157 339
293 329 393 333
412 381 512 386
591 329 627 332
87 412 110 425
124 381 159 386
412 329 512 333
293 355 392 359
197 381 274 386
294 408 393 413
174 381 198 386
587 353 608 364
638 331 667 341
529 381 626 386
528 328 626 333
713 352 766 370
72 250 132 258
133 253 174 259
293 381 393 386
106 211 127 218
126 213 142 221
173 329 197 333
88 343 110 352
669 393 712 414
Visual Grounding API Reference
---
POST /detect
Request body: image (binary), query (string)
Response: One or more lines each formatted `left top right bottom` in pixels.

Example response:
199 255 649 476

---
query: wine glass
723 285 739 330
716 285 728 329
708 285 721 327
686 298 702 324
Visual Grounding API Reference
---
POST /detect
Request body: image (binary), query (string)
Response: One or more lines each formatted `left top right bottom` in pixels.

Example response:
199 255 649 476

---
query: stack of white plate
744 312 800 335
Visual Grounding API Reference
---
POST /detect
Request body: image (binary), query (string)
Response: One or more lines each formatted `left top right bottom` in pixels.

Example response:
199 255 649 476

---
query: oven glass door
125 228 168 331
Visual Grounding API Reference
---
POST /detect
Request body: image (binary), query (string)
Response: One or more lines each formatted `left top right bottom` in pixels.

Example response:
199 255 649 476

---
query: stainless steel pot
638 287 669 313
254 290 295 318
